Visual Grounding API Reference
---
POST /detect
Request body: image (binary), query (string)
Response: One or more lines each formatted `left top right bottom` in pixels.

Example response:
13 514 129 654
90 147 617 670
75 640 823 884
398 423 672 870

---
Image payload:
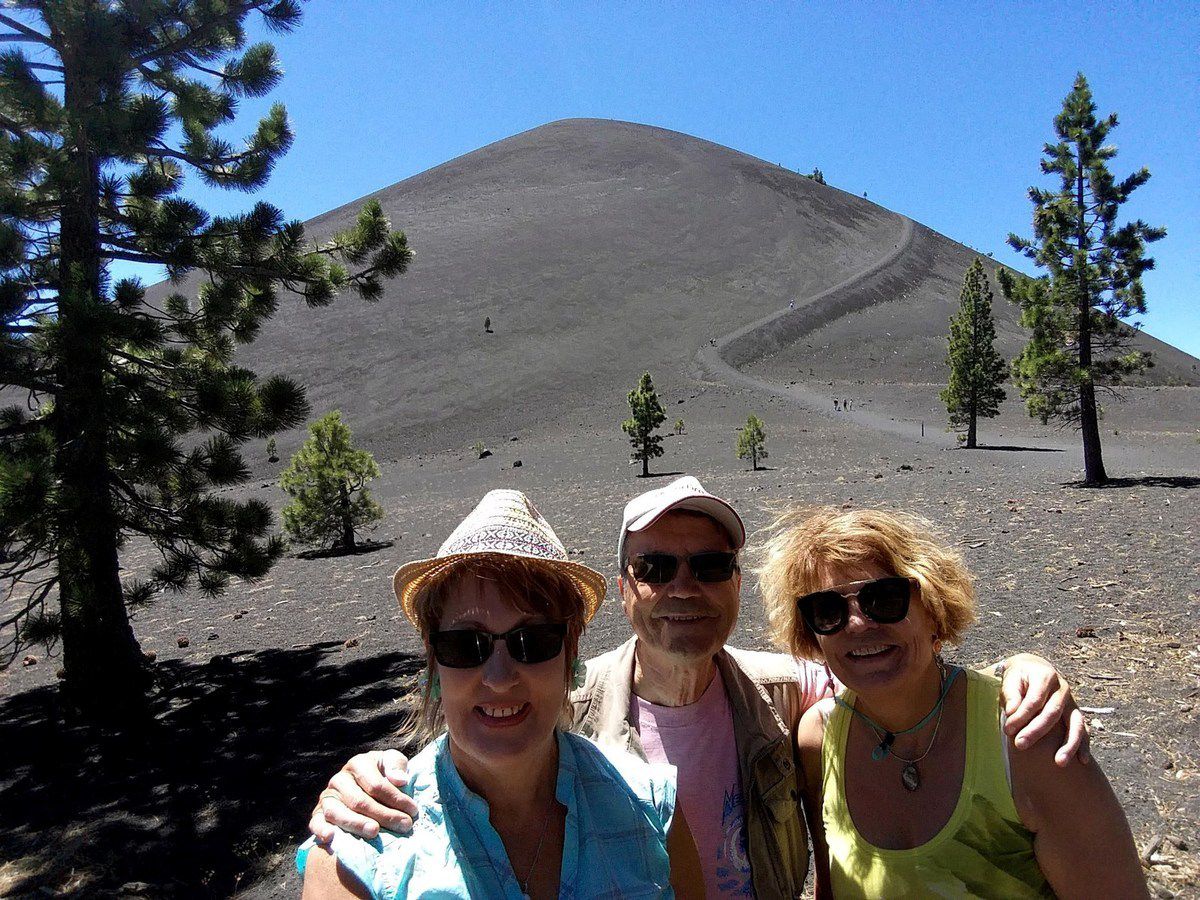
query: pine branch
0 14 52 46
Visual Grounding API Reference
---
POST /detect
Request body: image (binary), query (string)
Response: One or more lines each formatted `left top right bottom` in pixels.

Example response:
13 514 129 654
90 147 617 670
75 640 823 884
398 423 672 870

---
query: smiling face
435 575 567 779
619 511 741 666
813 560 939 695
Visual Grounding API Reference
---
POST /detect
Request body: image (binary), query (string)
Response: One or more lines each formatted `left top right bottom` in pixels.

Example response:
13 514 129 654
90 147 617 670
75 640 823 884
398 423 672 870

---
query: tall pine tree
621 372 666 477
0 2 412 718
940 259 1007 448
1001 73 1164 485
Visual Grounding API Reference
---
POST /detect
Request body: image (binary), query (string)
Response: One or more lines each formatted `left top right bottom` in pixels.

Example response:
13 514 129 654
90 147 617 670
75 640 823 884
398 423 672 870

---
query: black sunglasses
796 576 916 636
431 622 567 669
628 551 739 585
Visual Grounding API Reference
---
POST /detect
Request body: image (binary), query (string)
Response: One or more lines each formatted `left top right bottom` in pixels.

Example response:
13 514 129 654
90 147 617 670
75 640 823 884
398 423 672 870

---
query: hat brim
394 551 607 627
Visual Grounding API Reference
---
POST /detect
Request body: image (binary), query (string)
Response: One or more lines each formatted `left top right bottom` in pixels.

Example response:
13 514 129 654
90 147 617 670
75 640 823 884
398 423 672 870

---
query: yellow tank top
821 669 1054 898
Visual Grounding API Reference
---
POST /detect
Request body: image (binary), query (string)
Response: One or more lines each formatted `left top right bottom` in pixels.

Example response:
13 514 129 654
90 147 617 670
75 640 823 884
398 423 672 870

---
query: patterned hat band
394 490 607 626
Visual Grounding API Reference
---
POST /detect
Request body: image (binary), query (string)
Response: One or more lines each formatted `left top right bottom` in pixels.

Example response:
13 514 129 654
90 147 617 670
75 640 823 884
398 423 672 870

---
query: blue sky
123 1 1199 356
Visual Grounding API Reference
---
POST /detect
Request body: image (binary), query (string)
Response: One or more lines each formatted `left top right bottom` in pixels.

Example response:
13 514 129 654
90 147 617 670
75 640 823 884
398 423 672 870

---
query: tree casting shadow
1063 475 1199 490
0 644 424 898
295 539 395 560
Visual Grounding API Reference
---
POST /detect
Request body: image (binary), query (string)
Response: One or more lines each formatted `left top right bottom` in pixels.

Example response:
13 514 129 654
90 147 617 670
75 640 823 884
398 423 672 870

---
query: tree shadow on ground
0 644 423 898
639 471 685 479
295 539 395 560
964 444 1065 453
1063 475 1200 490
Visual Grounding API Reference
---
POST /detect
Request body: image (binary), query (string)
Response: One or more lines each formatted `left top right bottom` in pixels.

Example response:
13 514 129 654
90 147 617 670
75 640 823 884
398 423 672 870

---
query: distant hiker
310 477 1087 898
789 299 795 311
834 399 840 411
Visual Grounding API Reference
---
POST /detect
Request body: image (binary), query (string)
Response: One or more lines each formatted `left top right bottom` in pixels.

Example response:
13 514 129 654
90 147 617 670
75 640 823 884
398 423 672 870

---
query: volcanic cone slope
163 118 1196 455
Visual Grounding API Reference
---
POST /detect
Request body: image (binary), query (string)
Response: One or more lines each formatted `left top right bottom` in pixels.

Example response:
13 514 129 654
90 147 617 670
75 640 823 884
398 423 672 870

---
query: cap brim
394 551 607 627
627 496 746 549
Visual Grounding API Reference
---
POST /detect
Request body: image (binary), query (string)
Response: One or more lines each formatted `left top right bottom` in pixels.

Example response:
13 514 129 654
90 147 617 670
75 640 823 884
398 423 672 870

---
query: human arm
309 749 419 842
665 806 706 900
1010 720 1148 898
795 700 833 900
300 843 373 900
989 653 1089 765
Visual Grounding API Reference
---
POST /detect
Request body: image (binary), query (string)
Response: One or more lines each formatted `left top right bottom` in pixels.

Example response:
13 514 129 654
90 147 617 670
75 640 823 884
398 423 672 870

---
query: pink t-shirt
633 669 753 897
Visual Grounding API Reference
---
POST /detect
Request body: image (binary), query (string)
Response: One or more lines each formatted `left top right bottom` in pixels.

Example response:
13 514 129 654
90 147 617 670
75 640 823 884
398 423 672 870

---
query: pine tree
1002 73 1165 485
736 414 768 470
280 411 383 552
621 372 665 477
940 259 1007 448
0 2 412 718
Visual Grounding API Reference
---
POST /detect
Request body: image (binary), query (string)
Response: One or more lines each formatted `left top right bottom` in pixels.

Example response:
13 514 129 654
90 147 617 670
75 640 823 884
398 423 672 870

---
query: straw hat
393 489 607 626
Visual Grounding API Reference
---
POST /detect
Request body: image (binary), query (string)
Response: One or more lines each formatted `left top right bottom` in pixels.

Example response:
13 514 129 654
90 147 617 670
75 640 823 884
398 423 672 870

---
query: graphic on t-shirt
716 785 753 895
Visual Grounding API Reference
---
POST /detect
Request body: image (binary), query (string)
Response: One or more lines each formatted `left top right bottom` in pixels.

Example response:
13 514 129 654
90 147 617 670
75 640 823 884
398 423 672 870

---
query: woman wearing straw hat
299 489 704 899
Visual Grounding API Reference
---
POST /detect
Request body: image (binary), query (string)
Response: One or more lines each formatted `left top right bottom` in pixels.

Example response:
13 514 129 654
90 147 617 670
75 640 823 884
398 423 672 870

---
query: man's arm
310 749 417 842
993 653 1089 766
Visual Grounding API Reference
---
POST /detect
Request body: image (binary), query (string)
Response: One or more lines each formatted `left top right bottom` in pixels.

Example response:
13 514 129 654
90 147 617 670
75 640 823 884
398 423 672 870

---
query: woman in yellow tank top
759 507 1147 899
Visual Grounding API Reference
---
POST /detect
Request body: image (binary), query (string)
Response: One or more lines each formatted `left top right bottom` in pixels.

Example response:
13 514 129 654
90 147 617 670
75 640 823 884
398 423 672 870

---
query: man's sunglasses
796 576 916 636
627 551 739 585
431 623 567 669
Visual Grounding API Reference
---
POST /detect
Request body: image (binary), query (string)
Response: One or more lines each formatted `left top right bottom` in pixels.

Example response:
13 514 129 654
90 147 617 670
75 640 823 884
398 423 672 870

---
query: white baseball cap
617 476 746 568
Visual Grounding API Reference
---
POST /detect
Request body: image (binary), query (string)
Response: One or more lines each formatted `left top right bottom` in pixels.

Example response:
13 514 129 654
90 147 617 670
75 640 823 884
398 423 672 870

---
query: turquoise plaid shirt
297 730 677 898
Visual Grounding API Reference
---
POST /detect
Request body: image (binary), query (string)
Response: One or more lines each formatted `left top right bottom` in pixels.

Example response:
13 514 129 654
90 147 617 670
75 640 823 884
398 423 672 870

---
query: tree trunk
640 448 649 478
966 388 977 448
338 481 356 550
752 448 759 470
1079 380 1107 485
56 27 148 720
1076 144 1107 485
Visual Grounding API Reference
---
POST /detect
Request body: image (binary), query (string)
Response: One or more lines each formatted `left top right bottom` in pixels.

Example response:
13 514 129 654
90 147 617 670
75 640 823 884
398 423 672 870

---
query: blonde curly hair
757 506 977 661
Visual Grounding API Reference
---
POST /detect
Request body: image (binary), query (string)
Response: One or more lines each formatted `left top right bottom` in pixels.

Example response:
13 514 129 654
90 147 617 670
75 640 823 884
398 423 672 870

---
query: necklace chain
837 662 960 791
519 801 555 897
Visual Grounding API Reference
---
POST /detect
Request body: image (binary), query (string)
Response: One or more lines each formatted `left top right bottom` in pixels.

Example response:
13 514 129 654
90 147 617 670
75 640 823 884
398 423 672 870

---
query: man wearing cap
309 476 1085 898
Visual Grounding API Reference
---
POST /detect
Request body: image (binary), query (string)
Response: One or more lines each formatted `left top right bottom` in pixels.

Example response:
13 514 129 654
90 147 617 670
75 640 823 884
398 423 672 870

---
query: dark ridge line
695 216 951 444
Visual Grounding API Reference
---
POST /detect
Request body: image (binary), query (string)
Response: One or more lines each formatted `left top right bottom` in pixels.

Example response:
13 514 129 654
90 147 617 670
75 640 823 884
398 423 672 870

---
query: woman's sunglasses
431 622 567 669
796 576 916 636
628 551 739 585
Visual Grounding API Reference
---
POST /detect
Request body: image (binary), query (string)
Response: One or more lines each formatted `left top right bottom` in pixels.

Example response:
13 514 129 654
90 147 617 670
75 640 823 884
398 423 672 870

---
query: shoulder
723 646 801 684
796 697 836 753
571 640 631 704
565 732 677 830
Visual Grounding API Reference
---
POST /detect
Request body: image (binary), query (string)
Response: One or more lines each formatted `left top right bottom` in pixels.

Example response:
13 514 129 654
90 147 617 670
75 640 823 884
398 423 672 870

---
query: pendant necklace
835 663 961 792
885 689 948 791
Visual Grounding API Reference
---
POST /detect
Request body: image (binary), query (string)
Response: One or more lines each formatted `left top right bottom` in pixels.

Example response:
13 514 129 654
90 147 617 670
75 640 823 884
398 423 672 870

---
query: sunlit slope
153 118 1194 453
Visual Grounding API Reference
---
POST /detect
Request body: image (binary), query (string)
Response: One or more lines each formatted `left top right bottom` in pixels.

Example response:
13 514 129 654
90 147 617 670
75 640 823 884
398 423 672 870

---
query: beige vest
570 637 809 898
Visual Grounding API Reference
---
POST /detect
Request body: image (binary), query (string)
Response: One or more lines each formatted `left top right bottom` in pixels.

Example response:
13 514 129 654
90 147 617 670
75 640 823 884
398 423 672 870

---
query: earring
933 634 943 655
418 669 441 701
571 657 587 690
